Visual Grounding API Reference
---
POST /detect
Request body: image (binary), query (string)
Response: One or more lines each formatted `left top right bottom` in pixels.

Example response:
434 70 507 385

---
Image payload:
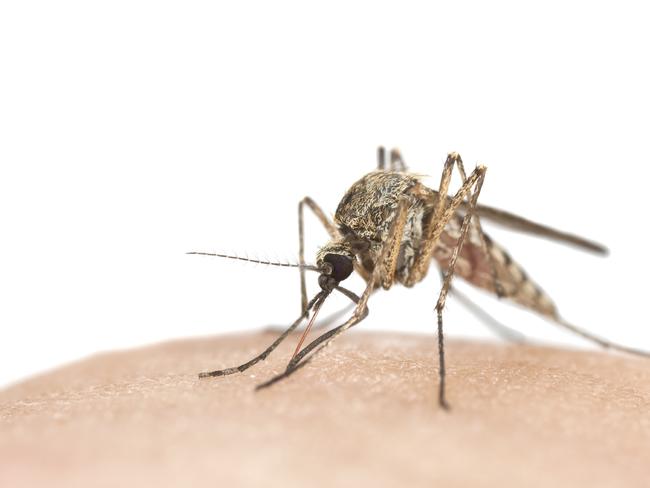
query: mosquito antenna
186 251 321 272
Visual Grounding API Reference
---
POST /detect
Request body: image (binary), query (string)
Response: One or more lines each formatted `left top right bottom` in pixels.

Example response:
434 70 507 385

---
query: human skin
1 331 649 488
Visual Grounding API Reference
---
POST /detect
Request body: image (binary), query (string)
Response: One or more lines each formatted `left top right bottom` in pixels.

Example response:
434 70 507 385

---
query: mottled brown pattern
324 170 556 319
327 171 434 287
434 214 557 318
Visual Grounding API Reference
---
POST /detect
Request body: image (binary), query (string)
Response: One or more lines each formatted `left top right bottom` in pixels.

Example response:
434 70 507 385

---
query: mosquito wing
458 201 608 255
433 215 559 319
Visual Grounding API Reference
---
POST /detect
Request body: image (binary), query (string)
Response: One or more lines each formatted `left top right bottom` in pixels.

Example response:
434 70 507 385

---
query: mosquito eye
323 254 353 282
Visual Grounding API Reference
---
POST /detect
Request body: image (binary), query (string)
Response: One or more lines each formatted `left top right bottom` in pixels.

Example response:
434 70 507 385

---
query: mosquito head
316 241 355 291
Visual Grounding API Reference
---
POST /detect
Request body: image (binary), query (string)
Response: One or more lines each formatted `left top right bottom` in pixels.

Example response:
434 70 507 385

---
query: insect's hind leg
377 146 386 170
390 148 408 171
376 146 408 171
551 316 650 358
442 271 526 343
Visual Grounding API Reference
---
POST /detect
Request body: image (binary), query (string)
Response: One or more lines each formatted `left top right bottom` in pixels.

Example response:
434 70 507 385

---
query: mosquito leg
414 163 486 409
377 146 386 170
257 306 369 390
265 291 374 334
408 161 487 408
397 161 487 407
551 317 650 358
298 197 341 313
198 292 323 378
257 200 410 389
378 146 408 172
444 271 526 343
390 148 408 172
407 158 486 285
256 285 371 390
287 197 407 364
298 196 370 313
254 353 313 389
444 152 505 298
287 217 407 369
289 285 366 366
435 310 449 408
438 165 487 408
441 158 645 357
308 285 383 331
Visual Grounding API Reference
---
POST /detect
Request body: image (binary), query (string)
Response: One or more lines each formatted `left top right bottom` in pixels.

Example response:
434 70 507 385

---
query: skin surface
1 331 649 488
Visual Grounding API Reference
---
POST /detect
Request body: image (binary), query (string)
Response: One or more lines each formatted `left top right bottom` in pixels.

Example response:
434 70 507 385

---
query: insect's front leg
255 282 373 390
257 199 411 389
197 293 323 378
298 197 341 314
298 197 371 314
291 199 409 364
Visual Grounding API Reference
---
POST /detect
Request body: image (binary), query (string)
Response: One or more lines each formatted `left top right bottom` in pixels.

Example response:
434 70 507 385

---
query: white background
1 1 649 388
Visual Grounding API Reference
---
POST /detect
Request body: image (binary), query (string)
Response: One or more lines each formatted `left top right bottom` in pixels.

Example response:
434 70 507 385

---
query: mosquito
189 147 650 409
